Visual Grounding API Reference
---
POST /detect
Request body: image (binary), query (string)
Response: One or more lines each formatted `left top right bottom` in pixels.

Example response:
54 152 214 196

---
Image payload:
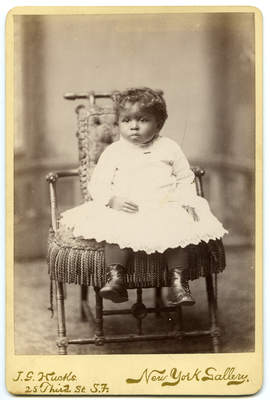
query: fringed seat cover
47 228 226 289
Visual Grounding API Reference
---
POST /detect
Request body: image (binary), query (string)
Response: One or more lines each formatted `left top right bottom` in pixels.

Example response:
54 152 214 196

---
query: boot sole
168 298 196 307
99 288 128 303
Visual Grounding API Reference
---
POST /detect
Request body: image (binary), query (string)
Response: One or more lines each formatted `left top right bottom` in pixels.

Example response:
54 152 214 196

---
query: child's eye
121 118 130 123
140 118 148 122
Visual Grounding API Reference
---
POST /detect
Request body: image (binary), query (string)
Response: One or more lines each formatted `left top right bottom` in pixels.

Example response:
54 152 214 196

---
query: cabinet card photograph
6 5 263 396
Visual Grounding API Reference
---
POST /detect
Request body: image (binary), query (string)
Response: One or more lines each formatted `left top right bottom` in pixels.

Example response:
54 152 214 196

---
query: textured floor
14 246 255 355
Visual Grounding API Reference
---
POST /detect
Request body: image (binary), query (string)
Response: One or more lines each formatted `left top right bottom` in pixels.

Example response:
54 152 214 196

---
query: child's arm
87 145 118 206
88 144 139 213
169 148 197 203
169 144 203 219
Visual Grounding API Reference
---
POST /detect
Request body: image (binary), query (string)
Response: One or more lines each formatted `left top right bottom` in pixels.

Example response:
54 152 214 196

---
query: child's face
118 102 160 145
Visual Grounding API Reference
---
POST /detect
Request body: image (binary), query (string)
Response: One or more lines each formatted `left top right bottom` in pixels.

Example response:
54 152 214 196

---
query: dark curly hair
112 87 168 131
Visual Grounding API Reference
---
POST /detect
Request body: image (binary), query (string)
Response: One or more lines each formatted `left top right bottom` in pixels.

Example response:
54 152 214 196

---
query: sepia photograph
5 5 263 396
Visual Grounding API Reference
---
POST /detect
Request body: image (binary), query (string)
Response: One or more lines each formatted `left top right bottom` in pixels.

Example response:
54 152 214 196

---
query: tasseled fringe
47 230 226 317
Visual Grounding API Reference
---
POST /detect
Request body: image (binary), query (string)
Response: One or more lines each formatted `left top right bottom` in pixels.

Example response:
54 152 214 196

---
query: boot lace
182 281 191 294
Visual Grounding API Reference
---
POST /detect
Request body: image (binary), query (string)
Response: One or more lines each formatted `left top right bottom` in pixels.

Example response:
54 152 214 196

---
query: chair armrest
191 166 205 178
46 168 79 183
191 166 205 198
46 168 79 231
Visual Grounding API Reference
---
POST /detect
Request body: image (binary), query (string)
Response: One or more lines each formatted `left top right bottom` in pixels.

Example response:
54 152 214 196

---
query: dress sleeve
168 144 200 207
87 145 117 206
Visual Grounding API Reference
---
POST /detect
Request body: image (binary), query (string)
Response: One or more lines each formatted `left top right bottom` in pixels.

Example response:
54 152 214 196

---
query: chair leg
81 286 88 321
155 287 163 317
174 305 183 339
136 288 143 335
55 281 68 355
205 274 220 353
94 287 105 346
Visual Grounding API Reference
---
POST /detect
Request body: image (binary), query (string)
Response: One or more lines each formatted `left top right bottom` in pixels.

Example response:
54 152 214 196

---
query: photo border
5 5 263 396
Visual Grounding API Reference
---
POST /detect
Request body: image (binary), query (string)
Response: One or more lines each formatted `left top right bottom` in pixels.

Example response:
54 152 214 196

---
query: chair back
65 91 119 202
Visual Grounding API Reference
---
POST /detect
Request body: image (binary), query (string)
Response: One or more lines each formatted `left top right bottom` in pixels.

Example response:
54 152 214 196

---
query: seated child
61 87 227 306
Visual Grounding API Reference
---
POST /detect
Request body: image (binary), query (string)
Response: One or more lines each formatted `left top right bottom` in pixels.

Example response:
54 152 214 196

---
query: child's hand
182 205 200 221
109 197 139 213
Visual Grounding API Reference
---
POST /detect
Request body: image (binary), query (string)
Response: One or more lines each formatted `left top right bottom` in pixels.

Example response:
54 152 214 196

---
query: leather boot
168 267 195 306
99 264 128 303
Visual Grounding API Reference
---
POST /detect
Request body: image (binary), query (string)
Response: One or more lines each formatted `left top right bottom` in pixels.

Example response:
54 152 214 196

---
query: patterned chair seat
48 225 226 289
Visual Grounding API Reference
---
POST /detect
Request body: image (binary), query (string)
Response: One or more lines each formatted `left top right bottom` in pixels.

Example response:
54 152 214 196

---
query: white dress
60 136 228 254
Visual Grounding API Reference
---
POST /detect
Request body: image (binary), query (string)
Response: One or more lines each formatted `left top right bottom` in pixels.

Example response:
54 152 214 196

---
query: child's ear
156 121 163 131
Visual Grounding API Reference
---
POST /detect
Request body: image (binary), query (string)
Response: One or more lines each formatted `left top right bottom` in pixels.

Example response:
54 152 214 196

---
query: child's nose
130 120 139 130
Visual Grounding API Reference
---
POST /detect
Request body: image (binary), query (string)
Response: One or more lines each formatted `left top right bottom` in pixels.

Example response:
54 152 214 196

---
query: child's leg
105 243 132 267
99 243 132 303
163 246 189 271
164 246 195 306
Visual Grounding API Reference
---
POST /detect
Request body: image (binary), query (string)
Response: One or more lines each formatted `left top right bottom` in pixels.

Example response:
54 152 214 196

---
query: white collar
119 135 161 150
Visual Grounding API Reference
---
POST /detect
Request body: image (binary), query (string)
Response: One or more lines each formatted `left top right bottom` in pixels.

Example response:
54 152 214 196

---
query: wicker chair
46 91 226 355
